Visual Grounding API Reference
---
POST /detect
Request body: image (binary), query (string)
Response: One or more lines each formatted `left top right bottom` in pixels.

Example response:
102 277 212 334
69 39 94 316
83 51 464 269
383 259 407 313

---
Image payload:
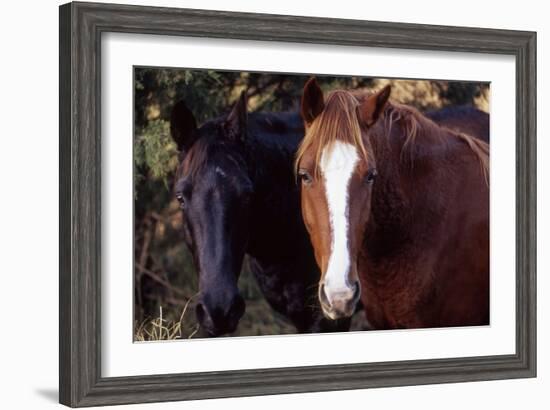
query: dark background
133 67 489 340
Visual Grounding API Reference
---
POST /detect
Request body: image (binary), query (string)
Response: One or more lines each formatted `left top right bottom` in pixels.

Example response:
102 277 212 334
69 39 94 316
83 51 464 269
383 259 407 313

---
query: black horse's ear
301 77 325 126
170 100 197 152
224 91 248 142
360 85 391 127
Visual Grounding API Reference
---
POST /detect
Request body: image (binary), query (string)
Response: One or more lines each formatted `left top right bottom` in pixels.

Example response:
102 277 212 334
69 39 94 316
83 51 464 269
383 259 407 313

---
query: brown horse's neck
363 136 411 258
363 112 470 262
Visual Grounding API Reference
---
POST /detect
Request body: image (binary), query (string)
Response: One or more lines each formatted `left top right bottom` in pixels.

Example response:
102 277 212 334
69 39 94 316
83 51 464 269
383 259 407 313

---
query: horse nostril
352 281 361 302
227 295 245 321
319 283 331 308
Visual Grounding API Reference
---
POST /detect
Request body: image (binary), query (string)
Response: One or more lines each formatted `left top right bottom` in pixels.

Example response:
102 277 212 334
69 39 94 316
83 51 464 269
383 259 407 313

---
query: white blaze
320 140 359 301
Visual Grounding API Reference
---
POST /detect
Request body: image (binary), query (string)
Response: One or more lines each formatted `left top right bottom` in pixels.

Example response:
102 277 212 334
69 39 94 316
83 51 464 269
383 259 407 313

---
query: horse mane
296 88 489 185
382 101 489 185
455 130 490 185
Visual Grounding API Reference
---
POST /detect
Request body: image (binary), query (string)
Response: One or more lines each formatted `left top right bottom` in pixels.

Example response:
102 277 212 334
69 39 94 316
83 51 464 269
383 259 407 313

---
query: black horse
170 92 351 336
426 105 489 142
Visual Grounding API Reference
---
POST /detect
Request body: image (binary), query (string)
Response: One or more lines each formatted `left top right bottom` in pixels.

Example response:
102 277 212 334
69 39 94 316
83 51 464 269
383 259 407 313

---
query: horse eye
365 169 377 183
298 169 313 186
175 193 186 209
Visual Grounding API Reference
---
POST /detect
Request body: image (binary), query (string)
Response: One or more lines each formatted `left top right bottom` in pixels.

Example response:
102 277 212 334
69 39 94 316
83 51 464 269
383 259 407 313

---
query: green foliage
135 119 177 185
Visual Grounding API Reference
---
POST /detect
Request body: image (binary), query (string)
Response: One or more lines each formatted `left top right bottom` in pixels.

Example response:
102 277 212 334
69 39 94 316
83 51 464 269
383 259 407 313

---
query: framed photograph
59 1 536 407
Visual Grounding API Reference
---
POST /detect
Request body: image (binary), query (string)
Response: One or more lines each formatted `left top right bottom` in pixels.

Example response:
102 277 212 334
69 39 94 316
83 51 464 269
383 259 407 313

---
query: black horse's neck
241 112 310 262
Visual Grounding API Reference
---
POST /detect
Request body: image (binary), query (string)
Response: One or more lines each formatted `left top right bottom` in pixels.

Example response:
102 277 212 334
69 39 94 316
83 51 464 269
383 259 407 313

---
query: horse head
171 92 252 336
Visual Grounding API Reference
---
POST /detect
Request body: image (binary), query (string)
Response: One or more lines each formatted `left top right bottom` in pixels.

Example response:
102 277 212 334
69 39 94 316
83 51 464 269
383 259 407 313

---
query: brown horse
296 78 489 329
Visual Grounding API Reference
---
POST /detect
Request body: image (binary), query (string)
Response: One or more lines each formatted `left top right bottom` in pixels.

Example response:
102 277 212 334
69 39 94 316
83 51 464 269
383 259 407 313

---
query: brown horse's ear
301 77 325 126
360 85 391 127
224 90 248 142
170 100 198 153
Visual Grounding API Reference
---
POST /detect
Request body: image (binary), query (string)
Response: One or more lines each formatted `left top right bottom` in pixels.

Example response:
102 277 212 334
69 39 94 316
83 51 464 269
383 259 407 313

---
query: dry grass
135 296 200 341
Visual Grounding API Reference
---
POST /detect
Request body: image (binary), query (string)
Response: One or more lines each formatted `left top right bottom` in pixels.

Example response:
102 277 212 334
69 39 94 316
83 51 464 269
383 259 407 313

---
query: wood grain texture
59 1 537 407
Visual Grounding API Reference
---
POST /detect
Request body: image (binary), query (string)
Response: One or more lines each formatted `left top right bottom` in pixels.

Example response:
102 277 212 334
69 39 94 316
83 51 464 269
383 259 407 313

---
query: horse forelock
296 89 443 176
296 90 369 177
179 136 211 180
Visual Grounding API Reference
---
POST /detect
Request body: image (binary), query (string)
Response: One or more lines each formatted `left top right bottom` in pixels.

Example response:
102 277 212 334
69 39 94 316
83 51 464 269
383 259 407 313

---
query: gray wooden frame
59 1 536 407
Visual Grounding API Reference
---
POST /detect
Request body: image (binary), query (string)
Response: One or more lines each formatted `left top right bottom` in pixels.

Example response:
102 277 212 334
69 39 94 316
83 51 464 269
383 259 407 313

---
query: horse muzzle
319 281 361 320
195 293 246 337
